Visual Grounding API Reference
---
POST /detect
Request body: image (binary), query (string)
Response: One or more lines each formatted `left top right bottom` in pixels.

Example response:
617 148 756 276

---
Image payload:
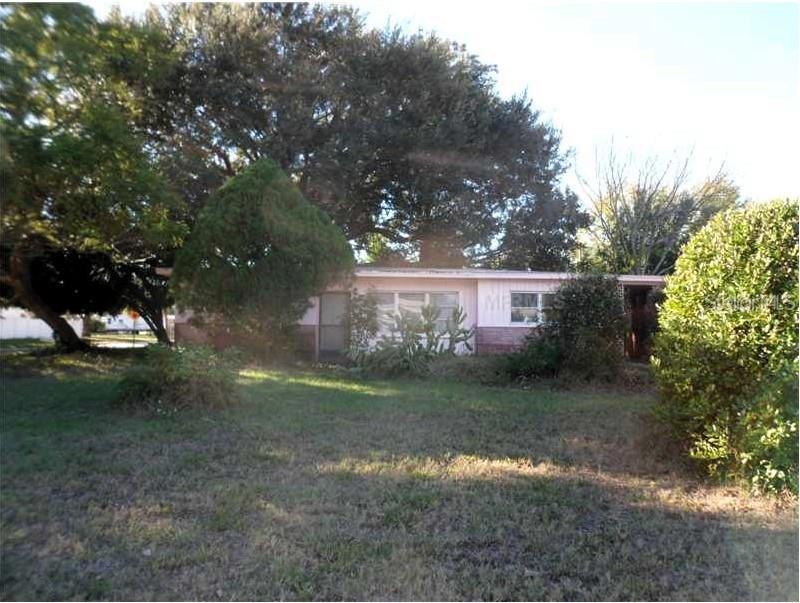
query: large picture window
373 291 460 332
510 291 555 324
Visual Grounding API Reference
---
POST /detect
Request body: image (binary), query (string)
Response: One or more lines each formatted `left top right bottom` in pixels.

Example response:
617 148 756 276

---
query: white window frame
374 290 460 332
509 291 555 326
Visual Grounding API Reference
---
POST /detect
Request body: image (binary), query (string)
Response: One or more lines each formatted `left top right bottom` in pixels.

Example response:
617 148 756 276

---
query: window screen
541 293 557 323
511 292 541 324
373 292 396 330
398 292 425 316
430 292 459 332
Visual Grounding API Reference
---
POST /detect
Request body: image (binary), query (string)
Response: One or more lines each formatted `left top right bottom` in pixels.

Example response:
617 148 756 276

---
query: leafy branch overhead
0 4 185 348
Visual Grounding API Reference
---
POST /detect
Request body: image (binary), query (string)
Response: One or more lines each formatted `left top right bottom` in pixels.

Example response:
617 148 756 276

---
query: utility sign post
128 309 140 347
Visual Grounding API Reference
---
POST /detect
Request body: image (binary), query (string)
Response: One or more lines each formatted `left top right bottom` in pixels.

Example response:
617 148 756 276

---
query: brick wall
476 326 541 355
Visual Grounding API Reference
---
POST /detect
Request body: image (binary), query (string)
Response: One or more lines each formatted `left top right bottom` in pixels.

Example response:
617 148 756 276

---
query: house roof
156 265 665 287
354 266 665 286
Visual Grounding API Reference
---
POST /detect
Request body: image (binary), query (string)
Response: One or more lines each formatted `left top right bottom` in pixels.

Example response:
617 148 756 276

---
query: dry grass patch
1 355 797 600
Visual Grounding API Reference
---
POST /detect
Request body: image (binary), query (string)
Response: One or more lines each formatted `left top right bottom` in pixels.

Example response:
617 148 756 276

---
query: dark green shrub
501 334 563 381
116 345 242 414
172 158 353 354
505 274 626 382
653 200 799 494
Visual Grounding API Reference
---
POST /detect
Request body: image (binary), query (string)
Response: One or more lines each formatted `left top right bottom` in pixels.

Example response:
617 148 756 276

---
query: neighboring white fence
0 307 84 340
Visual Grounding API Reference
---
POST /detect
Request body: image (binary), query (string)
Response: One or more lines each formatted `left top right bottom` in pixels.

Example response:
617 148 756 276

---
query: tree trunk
137 305 171 345
6 245 88 351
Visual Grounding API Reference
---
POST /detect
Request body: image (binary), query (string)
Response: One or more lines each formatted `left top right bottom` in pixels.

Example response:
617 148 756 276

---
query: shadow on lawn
1 366 797 600
2 446 796 601
236 369 684 481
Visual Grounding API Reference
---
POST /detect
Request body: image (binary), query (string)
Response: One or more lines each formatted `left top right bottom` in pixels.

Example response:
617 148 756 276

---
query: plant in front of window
360 303 475 375
438 306 476 354
550 274 627 381
504 274 626 382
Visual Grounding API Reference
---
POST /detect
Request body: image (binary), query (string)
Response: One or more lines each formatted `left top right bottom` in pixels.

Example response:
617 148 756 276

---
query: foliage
505 274 626 382
501 334 563 381
147 3 577 265
0 4 184 348
347 291 380 363
583 148 739 274
653 200 799 493
172 158 353 349
360 304 475 376
427 354 508 385
488 191 591 271
737 362 798 495
1 249 173 343
116 345 242 414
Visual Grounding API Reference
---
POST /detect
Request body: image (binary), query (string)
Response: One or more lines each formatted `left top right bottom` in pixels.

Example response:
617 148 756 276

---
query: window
372 291 460 332
541 293 557 323
398 292 425 316
430 292 459 332
373 292 396 330
510 291 555 324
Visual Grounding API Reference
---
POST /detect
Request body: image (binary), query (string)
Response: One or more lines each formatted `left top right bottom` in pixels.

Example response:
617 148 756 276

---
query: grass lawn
1 353 797 601
87 332 158 347
0 338 56 354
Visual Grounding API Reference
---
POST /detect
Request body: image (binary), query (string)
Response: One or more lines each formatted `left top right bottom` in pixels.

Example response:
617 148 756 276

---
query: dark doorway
625 285 660 361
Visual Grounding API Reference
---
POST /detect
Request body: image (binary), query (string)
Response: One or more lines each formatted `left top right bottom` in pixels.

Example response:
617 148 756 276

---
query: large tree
0 4 184 348
582 149 739 275
147 3 577 266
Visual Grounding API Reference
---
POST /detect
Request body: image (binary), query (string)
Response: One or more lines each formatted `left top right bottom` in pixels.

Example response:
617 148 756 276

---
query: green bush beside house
653 199 799 494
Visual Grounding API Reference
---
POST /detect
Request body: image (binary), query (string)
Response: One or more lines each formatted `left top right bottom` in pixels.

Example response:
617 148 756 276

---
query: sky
89 1 800 202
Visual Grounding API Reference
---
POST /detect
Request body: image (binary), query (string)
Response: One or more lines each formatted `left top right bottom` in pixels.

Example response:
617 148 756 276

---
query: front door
319 292 349 361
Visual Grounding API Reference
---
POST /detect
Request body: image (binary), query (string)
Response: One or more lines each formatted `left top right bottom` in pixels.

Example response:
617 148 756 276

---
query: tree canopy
172 158 353 340
147 3 580 267
0 4 184 347
581 149 739 275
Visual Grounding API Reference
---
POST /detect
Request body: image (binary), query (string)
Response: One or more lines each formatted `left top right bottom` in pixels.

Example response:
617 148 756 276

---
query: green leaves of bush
172 158 353 343
653 200 799 494
115 345 242 414
505 274 626 382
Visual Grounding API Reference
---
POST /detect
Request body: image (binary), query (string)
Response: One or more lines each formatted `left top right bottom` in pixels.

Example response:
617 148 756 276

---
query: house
173 267 665 360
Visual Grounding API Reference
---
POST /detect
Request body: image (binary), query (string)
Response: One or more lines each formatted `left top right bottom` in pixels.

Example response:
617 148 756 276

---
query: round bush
116 345 243 415
653 200 799 493
172 158 353 339
505 274 626 382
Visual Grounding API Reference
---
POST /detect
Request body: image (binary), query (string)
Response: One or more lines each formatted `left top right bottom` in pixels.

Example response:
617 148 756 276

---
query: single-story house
172 267 665 360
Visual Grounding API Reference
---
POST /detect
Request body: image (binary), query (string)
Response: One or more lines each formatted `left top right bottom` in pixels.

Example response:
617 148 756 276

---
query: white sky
89 1 800 202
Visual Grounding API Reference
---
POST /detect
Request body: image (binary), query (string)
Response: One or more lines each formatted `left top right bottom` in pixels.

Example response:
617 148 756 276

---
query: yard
1 352 797 601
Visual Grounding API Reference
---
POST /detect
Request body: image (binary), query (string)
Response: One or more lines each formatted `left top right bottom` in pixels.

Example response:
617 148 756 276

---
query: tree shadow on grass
1 368 797 600
2 446 796 601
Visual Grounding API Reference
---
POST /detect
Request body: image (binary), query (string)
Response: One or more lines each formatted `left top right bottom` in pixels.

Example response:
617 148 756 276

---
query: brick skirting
476 326 541 355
